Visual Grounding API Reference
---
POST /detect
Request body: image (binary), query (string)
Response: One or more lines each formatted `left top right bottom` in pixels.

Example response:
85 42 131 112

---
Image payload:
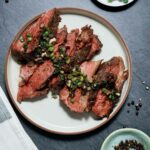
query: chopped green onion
93 83 100 90
77 82 82 87
60 47 66 53
26 33 32 37
48 46 54 52
60 70 64 74
23 43 28 50
109 94 115 101
67 80 71 87
19 36 24 42
72 77 77 82
80 76 84 81
87 87 91 91
50 53 54 57
70 98 74 103
68 74 73 80
66 58 70 64
60 54 64 58
43 31 49 37
115 92 121 97
27 37 32 42
59 74 65 81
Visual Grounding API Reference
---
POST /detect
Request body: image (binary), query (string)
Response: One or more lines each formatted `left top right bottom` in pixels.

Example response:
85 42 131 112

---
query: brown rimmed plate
5 8 132 135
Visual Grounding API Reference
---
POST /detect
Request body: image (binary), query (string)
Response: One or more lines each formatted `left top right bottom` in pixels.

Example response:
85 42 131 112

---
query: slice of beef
76 25 93 49
94 56 128 92
17 60 54 102
66 29 79 57
19 63 37 86
12 8 61 62
59 60 101 113
91 57 128 118
60 87 89 113
71 44 91 64
54 25 68 57
80 60 102 81
17 85 49 103
92 90 113 118
87 35 103 60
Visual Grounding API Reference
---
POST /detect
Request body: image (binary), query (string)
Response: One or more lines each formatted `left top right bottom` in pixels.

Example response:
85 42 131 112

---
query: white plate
5 8 132 135
96 0 135 7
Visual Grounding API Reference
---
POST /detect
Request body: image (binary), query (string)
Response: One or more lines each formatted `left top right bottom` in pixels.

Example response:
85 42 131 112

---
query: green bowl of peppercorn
101 128 150 150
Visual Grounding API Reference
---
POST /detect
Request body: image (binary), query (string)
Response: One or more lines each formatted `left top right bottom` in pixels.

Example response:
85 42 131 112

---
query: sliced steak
92 90 113 118
60 87 89 113
87 35 103 60
91 57 128 118
76 25 93 49
54 25 68 57
17 60 54 102
59 60 101 113
66 29 79 56
12 8 61 62
80 60 102 81
19 63 37 86
94 56 128 92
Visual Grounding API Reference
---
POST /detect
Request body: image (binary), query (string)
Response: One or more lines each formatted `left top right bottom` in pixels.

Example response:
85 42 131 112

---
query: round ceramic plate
5 8 132 135
96 0 135 7
101 128 150 150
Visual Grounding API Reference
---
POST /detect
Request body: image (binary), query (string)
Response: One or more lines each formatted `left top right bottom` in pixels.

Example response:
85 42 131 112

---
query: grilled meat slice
60 87 89 113
87 35 103 60
54 25 68 56
59 60 101 113
12 8 61 62
17 85 49 103
17 60 54 102
92 90 113 118
94 56 128 92
66 29 79 57
80 60 102 81
76 25 93 49
91 57 128 118
19 63 37 86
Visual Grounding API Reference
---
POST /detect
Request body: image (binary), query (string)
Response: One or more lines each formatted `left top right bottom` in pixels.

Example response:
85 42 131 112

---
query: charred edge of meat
71 44 91 64
86 90 98 111
11 48 35 64
50 78 65 95
48 8 61 36
18 88 49 103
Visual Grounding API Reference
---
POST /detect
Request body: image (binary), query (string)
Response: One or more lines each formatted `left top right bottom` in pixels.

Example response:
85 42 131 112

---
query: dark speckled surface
0 0 150 150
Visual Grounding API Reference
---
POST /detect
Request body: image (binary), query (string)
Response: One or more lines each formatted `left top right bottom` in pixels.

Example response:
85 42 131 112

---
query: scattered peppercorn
139 103 142 107
136 111 139 116
131 101 135 105
127 103 130 106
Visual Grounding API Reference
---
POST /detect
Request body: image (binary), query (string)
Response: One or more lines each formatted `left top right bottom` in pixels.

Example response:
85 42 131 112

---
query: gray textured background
0 0 150 150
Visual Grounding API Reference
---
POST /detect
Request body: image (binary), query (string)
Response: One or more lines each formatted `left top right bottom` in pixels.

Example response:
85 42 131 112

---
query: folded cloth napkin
0 86 38 150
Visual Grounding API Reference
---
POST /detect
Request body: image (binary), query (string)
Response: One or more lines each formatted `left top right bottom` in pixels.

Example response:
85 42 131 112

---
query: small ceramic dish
101 128 150 150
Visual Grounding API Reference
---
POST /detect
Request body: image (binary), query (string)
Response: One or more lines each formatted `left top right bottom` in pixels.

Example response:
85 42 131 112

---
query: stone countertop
0 0 150 149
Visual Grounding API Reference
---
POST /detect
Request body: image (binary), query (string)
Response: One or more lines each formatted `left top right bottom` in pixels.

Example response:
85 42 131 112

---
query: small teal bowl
101 128 150 150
